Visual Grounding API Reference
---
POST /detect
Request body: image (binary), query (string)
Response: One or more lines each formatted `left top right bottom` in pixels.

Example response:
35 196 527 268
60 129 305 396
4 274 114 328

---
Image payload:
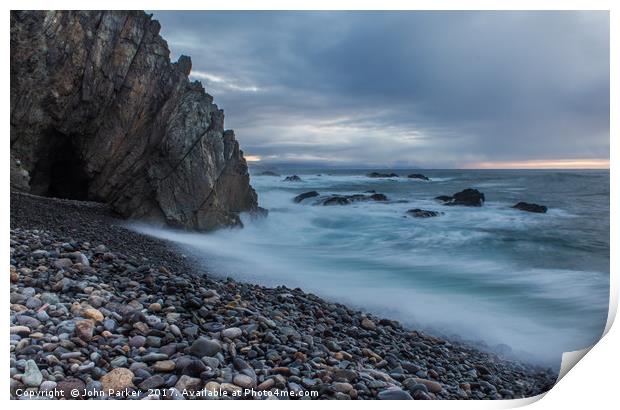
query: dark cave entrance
29 130 91 201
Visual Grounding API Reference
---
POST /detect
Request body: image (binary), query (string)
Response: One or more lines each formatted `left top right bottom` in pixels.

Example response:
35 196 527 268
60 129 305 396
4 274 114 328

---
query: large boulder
10 11 259 230
436 188 485 206
283 175 302 182
512 202 547 213
407 173 429 181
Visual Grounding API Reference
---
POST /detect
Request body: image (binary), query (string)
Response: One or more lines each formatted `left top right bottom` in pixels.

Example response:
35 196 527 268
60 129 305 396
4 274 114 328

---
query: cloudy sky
152 11 609 168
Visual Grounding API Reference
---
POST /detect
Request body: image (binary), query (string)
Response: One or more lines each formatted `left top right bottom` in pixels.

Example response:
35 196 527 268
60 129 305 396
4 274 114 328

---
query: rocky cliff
10 10 259 230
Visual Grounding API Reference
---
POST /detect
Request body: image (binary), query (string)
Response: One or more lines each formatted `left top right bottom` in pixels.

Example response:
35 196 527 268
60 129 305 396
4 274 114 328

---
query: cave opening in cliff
29 130 91 201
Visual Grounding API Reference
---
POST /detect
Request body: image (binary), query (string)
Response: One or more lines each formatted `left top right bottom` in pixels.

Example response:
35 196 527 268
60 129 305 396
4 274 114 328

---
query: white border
3 1 616 408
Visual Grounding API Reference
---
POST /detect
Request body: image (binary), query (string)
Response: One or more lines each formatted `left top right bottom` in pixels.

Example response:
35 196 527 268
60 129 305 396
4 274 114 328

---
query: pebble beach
10 192 557 400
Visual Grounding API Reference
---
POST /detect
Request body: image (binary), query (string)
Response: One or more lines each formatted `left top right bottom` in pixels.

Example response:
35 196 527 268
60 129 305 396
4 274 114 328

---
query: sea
133 168 610 368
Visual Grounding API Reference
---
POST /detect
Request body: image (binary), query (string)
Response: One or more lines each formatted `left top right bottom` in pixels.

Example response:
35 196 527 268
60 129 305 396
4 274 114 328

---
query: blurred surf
133 169 609 368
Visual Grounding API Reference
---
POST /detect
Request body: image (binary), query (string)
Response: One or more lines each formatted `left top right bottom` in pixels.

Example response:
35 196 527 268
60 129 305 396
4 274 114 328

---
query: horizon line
247 158 610 170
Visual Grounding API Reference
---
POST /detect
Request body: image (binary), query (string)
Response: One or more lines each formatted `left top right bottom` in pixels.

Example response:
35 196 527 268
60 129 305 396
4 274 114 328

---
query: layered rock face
10 10 259 230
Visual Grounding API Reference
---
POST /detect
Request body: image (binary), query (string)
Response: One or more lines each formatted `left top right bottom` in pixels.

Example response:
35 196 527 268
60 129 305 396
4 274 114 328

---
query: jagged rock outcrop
435 189 485 207
10 10 259 230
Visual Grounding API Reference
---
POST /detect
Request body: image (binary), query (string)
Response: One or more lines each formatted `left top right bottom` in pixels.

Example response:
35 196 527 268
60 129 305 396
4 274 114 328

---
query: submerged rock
293 191 319 203
369 193 388 201
367 172 399 178
283 175 302 182
512 202 547 213
407 208 440 218
319 193 389 206
258 171 280 177
407 173 430 181
436 188 485 206
323 196 351 206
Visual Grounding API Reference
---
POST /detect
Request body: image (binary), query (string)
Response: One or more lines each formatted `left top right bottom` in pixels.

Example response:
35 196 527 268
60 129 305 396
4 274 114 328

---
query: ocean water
134 169 609 367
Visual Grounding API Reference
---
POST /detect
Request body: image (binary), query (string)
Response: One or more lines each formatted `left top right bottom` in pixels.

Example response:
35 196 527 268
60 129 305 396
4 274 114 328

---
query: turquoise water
135 169 609 367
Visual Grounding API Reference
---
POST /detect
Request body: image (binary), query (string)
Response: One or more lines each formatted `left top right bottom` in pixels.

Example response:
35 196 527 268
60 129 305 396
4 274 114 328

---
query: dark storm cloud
151 11 609 167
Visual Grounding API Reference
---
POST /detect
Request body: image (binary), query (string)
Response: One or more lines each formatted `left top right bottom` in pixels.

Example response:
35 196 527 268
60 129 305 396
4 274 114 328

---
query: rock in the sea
407 173 429 181
406 208 440 218
258 171 280 177
367 172 399 178
100 368 135 393
293 191 320 203
320 193 388 206
283 175 302 182
436 188 485 206
512 202 548 213
322 196 351 206
10 10 259 231
369 193 388 201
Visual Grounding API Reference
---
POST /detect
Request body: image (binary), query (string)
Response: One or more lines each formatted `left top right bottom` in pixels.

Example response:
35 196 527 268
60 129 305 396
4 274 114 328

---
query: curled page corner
554 285 617 385
554 292 616 384
500 344 599 408
557 346 594 383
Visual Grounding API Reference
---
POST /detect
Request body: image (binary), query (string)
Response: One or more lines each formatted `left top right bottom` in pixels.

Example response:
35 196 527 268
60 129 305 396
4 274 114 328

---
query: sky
152 11 610 169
